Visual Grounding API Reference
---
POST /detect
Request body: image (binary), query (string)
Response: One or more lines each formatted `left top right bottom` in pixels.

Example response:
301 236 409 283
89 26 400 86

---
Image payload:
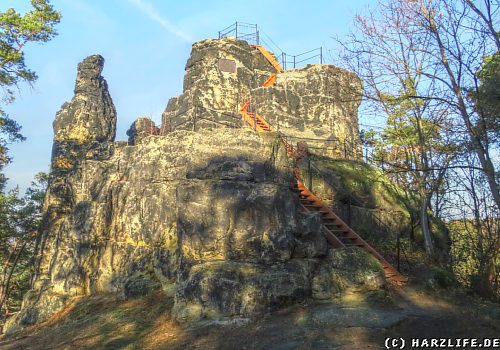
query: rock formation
126 117 159 145
162 37 362 154
9 38 381 331
53 54 116 144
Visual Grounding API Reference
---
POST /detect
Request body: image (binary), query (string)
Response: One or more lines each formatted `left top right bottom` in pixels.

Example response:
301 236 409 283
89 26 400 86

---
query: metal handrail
219 22 236 33
195 116 238 128
219 22 260 45
196 104 241 120
218 23 323 69
296 55 321 65
294 47 322 57
161 103 243 134
281 48 323 69
299 154 412 272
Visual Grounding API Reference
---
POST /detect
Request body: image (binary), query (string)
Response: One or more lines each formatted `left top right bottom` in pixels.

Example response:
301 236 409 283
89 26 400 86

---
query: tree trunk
424 5 500 212
420 194 434 256
0 240 27 325
473 259 495 300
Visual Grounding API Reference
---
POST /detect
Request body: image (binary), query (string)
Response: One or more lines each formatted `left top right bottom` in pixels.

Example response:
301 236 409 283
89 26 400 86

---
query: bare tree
336 0 499 293
446 155 499 299
414 0 500 212
336 0 461 256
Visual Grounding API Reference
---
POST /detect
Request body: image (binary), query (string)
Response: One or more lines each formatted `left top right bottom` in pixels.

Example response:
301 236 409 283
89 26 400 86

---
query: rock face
253 65 362 149
161 37 363 156
11 40 379 330
126 117 158 145
51 54 116 175
53 55 116 144
162 38 274 132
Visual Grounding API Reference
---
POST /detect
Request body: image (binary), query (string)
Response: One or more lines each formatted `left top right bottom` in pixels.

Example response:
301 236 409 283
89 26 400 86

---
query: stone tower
162 37 362 156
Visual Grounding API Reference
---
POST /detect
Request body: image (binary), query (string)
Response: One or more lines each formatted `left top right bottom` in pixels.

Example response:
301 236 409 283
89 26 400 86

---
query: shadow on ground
1 284 498 350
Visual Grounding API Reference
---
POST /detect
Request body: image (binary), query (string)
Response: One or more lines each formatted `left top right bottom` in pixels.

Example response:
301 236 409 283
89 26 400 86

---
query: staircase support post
397 231 401 272
308 158 313 191
347 196 351 226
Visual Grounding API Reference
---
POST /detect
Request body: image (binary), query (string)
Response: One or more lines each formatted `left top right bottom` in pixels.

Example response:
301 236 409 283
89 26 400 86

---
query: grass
1 283 498 350
307 155 414 212
0 291 178 350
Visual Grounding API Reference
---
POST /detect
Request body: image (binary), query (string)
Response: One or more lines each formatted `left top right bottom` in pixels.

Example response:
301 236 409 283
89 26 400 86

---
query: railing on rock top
218 22 323 69
159 104 242 134
218 21 260 45
281 48 323 69
149 107 364 162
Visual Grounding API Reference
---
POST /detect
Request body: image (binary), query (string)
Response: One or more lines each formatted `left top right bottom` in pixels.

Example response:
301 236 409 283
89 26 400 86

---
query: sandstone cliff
162 38 362 154
9 39 380 330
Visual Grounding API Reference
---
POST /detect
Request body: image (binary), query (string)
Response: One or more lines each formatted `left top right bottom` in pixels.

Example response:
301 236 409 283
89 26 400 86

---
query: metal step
237 66 408 284
297 179 408 284
323 228 346 234
323 221 342 227
302 204 323 208
344 243 366 247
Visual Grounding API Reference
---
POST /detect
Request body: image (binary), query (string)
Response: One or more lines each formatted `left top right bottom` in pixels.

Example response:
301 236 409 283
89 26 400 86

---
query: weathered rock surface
161 37 363 157
10 41 380 331
126 117 159 145
19 124 313 326
51 54 116 176
162 38 273 132
173 259 315 321
312 248 386 300
253 65 362 155
53 55 116 144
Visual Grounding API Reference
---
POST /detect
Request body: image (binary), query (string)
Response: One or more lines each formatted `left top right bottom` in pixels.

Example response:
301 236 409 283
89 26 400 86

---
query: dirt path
0 285 498 349
173 287 498 350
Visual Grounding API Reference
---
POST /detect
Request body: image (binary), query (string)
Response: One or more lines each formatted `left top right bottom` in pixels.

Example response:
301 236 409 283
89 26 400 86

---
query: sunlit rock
10 38 380 331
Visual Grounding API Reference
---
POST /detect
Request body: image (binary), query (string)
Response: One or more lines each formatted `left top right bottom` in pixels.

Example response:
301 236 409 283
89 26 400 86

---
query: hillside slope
1 283 498 350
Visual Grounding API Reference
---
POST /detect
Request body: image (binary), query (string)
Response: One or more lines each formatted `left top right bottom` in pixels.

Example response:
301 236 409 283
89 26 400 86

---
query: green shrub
432 268 457 289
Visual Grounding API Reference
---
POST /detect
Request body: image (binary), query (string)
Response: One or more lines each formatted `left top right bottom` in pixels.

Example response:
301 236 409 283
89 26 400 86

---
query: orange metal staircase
297 181 408 284
237 44 408 284
238 45 281 130
252 45 283 72
239 101 271 131
262 73 277 87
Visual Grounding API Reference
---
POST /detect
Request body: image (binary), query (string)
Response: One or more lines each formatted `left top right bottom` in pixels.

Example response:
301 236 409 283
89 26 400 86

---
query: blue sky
2 0 374 192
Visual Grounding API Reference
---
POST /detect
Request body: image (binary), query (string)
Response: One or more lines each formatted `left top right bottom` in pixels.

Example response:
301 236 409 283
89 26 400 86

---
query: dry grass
0 285 498 350
0 291 181 350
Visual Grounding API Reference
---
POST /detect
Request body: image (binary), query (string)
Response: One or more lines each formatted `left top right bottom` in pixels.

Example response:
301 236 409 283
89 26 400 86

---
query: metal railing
218 22 260 45
283 134 362 160
297 154 412 272
281 48 323 69
157 106 392 168
218 22 324 69
153 104 243 135
159 105 364 161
